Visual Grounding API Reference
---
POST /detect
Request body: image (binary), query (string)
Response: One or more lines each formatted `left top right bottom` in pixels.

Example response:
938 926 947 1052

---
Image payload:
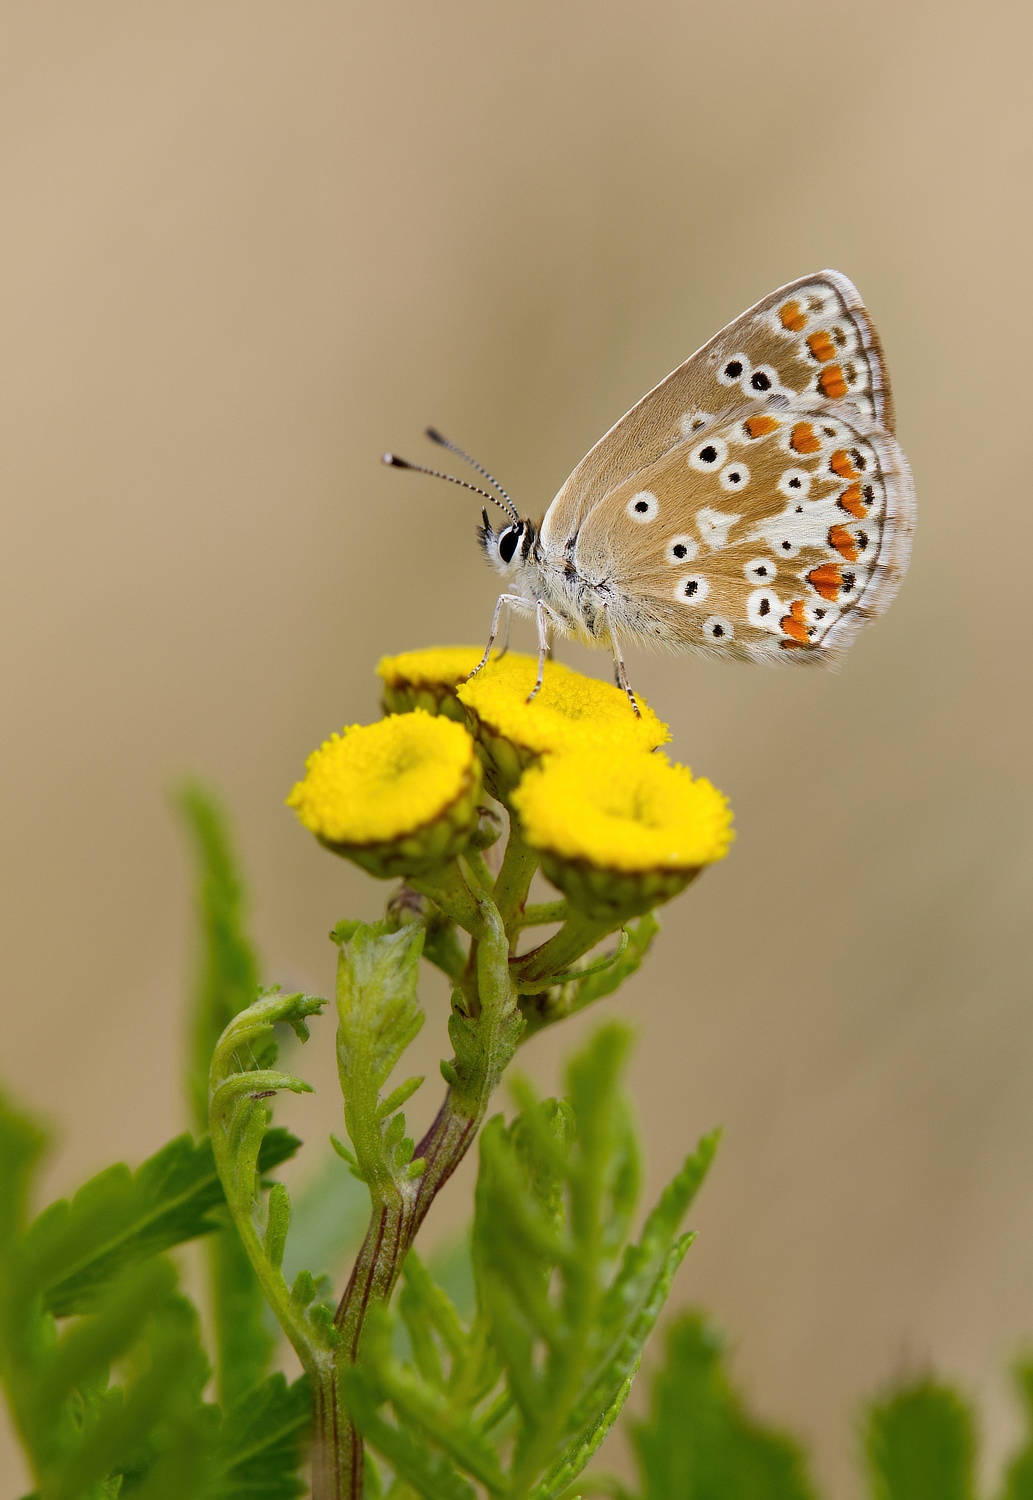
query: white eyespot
688 437 729 472
674 574 709 605
679 409 712 438
746 589 783 631
626 490 659 523
778 467 812 499
744 557 776 583
666 535 698 565
696 505 740 550
719 462 750 493
716 353 750 387
702 615 734 642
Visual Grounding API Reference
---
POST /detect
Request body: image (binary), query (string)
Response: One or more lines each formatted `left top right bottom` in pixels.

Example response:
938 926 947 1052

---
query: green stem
323 889 523 1500
510 909 617 988
410 859 490 941
492 816 540 930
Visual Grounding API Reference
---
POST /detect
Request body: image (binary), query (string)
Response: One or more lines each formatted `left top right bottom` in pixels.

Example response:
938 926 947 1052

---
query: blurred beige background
2 2 1031 1494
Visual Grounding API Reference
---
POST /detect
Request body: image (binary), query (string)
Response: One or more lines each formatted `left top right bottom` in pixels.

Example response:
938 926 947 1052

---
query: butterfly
386 270 915 713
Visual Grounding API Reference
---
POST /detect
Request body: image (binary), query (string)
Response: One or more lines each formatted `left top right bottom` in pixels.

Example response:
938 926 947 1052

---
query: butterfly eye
674 574 710 604
717 353 749 387
688 437 729 472
719 463 749 493
497 526 521 564
744 557 775 583
626 490 659 523
702 615 734 641
666 535 699 564
777 467 812 499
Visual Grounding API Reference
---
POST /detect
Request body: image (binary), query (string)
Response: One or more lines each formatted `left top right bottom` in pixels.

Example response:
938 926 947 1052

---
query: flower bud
376 647 489 723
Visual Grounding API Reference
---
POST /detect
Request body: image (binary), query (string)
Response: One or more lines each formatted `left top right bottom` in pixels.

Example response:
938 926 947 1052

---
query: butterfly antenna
382 453 518 521
424 427 519 521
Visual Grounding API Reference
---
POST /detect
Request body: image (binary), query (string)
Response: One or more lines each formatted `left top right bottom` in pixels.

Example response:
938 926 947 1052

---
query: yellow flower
287 709 482 878
456 654 669 797
377 646 489 723
511 750 732 919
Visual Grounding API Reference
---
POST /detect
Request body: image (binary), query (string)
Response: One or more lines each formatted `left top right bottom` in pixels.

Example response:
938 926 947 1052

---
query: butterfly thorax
479 509 626 644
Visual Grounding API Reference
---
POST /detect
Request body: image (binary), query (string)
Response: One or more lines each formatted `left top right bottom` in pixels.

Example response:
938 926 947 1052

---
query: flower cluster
287 647 731 926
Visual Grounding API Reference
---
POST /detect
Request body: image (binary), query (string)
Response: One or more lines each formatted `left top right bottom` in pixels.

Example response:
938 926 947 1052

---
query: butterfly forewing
541 270 913 664
540 270 897 556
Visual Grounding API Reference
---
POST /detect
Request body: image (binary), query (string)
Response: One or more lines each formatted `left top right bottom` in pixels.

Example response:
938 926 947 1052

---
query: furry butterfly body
475 270 915 704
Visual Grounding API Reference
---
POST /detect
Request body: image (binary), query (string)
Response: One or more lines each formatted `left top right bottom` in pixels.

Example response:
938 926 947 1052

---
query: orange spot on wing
807 330 836 363
828 524 859 562
780 607 810 643
837 483 867 518
744 414 781 439
829 448 860 480
819 365 849 400
779 639 805 650
790 421 821 454
808 563 842 600
779 299 806 332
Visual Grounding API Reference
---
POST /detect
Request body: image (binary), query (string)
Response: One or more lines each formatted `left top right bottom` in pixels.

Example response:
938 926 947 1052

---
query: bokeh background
2 2 1031 1494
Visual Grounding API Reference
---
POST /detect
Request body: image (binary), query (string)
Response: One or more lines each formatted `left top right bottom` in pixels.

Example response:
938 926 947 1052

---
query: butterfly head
479 508 538 577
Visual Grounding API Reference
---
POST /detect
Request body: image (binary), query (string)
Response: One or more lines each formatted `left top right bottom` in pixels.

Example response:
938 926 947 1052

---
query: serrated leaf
177 785 261 1136
866 1380 975 1500
361 1308 507 1493
528 1368 636 1500
211 1371 311 1498
633 1314 817 1500
24 1130 300 1317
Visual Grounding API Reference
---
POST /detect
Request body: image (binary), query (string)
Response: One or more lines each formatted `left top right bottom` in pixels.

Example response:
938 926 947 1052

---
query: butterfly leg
603 603 641 717
466 593 525 682
526 599 551 703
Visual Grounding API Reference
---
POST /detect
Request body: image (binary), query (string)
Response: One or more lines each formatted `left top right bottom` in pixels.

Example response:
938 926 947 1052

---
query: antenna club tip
425 426 445 444
383 453 411 468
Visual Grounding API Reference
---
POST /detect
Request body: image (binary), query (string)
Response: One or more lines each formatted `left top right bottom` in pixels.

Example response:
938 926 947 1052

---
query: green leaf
177 784 261 1136
211 1372 311 1498
339 1362 478 1500
528 1368 636 1500
1001 1359 1033 1499
633 1313 817 1500
866 1380 975 1500
22 1130 299 1318
335 923 426 1188
574 914 658 1007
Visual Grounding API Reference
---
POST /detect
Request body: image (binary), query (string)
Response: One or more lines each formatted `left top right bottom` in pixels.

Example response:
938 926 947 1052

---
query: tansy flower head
377 647 490 724
512 749 733 920
287 709 482 878
457 654 669 797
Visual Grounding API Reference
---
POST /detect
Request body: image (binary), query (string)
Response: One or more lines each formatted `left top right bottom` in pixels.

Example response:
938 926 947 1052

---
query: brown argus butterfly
387 271 915 712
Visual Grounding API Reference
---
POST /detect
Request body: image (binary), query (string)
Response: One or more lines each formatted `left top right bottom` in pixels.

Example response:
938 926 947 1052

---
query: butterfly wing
571 396 914 663
540 270 896 556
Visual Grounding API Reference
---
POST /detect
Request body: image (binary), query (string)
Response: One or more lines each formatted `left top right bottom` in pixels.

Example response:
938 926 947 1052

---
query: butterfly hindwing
571 396 914 663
